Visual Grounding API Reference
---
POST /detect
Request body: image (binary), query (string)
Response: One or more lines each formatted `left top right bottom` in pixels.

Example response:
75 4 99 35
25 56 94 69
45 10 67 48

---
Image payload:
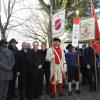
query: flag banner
80 18 95 41
91 0 100 39
95 19 100 38
52 9 65 37
72 18 80 47
92 40 100 54
92 40 100 89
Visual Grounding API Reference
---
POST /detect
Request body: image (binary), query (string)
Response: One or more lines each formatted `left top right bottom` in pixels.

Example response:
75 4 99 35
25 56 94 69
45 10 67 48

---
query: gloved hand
38 65 43 69
87 64 91 69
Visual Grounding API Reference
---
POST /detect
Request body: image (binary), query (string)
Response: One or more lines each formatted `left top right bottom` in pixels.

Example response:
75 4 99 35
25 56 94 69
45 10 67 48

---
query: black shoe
46 92 50 96
28 97 33 100
19 96 25 100
7 97 12 100
81 82 87 86
50 93 55 98
33 96 40 99
68 91 72 96
75 90 80 94
20 98 25 100
59 92 64 97
13 93 18 98
89 88 95 92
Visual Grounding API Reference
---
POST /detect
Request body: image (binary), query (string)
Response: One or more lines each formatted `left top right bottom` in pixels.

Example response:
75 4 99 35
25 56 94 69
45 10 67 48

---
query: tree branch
38 0 50 14
0 16 4 31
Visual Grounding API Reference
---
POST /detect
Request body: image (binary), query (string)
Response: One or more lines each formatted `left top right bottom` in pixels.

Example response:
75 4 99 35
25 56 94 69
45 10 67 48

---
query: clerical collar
34 49 38 52
23 49 27 53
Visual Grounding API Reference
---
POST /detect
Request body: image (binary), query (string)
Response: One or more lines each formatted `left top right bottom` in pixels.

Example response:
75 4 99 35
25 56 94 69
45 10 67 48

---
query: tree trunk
47 21 52 47
1 31 6 40
47 4 53 47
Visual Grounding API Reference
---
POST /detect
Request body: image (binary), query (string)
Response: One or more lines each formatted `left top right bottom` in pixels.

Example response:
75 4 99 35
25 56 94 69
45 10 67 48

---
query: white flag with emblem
52 9 65 37
72 18 80 47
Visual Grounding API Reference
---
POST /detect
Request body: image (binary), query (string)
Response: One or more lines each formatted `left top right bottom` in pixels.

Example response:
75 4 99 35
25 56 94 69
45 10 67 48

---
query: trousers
0 80 9 100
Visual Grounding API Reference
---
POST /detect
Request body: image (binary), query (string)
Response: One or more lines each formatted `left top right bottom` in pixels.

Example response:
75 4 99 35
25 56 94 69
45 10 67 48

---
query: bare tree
0 0 30 39
20 10 49 43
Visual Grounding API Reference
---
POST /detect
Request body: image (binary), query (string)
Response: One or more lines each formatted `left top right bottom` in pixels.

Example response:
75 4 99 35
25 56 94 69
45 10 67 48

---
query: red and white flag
91 0 100 38
72 18 80 47
92 40 100 54
52 9 65 37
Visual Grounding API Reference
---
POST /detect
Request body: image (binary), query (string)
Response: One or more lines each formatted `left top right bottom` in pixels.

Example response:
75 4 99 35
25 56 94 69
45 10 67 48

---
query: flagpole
50 1 58 100
94 50 98 91
50 2 66 100
91 0 92 16
91 0 98 91
91 41 98 91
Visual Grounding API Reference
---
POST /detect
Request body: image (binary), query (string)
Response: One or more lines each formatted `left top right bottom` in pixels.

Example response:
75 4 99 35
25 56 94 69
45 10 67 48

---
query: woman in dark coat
40 42 50 95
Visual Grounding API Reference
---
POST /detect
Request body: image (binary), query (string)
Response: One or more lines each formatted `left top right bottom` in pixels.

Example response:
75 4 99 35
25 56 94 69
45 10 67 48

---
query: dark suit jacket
27 49 43 75
16 49 29 75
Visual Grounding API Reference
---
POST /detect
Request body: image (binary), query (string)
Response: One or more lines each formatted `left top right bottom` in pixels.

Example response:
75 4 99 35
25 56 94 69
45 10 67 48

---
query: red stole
53 47 62 64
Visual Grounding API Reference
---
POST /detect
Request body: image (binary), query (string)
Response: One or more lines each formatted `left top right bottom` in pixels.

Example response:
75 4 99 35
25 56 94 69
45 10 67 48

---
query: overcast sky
1 0 100 49
1 0 43 49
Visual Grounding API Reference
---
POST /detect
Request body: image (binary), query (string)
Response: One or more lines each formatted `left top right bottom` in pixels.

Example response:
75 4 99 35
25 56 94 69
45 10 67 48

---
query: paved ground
13 86 100 100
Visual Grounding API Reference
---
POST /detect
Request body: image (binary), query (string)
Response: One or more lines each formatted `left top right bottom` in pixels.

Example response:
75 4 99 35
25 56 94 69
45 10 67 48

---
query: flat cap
9 38 18 44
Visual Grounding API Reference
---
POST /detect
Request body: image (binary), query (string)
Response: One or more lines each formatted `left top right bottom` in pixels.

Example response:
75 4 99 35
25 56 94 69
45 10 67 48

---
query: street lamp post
76 10 79 17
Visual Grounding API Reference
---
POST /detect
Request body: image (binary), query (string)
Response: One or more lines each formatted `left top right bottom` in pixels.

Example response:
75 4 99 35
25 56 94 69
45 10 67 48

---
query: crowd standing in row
0 38 100 100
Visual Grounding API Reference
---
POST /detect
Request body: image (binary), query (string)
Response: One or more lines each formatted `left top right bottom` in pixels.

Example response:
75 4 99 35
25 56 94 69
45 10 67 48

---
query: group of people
0 37 99 100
